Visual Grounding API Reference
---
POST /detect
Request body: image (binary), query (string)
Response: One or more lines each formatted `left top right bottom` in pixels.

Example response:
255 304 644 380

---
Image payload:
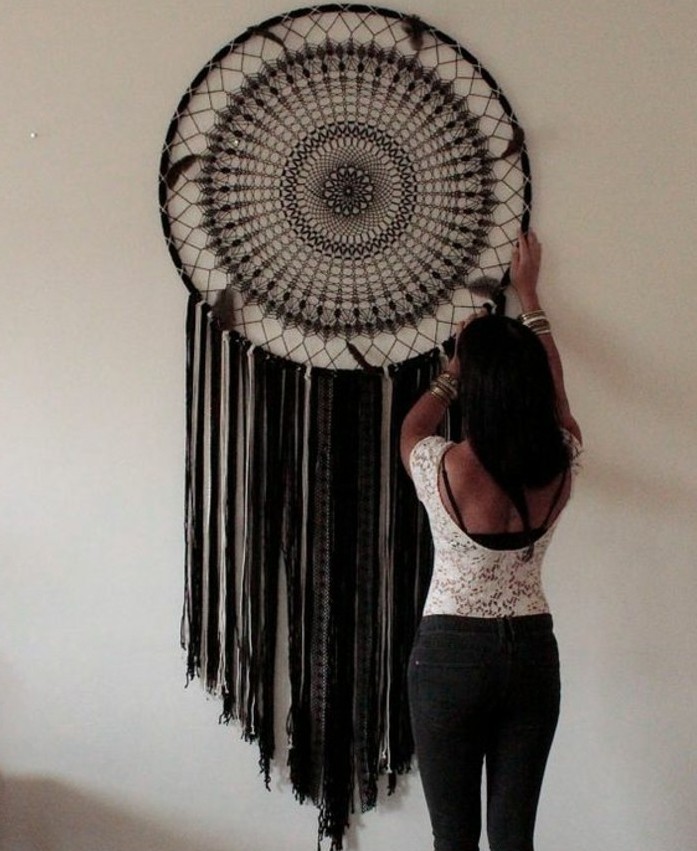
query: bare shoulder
442 440 485 487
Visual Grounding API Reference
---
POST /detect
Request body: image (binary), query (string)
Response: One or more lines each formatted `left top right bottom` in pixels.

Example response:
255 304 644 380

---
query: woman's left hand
445 320 466 377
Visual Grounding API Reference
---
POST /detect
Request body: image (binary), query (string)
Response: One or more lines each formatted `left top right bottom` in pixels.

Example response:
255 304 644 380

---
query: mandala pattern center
324 166 374 216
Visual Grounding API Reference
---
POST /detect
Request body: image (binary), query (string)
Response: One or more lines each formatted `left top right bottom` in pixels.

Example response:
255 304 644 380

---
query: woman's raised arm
511 230 582 444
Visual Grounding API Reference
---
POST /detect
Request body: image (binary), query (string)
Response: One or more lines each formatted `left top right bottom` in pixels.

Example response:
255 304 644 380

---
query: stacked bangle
518 309 552 336
429 371 459 405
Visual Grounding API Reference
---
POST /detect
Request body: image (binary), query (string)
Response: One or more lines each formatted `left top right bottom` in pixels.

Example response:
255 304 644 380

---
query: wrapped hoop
160 4 531 369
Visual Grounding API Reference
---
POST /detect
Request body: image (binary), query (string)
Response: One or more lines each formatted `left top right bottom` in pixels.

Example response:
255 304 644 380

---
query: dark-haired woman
401 230 582 851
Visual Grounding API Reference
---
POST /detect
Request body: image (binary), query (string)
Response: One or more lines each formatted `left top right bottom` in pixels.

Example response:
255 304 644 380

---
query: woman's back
439 439 572 536
408 429 582 618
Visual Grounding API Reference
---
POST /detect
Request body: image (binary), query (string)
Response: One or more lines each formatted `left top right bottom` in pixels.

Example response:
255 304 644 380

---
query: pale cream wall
1 2 696 850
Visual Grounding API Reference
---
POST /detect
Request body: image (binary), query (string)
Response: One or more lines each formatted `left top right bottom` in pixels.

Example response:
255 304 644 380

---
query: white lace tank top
409 433 582 618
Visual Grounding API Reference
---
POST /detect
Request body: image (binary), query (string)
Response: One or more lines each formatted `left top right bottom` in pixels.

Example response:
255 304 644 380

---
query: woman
400 230 582 851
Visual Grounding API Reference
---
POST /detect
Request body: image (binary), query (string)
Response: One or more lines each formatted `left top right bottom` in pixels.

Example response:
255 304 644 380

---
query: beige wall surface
1 1 696 849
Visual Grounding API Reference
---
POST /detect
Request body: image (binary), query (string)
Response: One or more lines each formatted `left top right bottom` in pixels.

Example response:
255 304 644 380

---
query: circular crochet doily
160 5 531 369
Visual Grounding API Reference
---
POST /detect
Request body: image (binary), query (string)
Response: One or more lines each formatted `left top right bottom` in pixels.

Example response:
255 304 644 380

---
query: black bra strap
441 453 569 536
541 467 569 528
440 454 468 533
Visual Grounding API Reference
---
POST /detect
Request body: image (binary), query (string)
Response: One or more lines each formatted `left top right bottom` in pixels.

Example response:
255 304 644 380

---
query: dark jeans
408 614 560 851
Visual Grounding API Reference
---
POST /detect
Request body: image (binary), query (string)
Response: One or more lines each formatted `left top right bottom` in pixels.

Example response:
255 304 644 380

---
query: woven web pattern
160 5 531 369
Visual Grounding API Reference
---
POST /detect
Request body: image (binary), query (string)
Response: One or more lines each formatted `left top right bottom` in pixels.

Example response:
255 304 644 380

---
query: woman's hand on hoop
511 229 542 302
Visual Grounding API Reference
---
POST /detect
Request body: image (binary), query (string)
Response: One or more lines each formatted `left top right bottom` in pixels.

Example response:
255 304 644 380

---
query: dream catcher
159 5 531 847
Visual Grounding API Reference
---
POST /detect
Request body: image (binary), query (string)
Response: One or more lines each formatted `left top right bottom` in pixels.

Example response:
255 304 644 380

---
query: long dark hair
456 314 570 546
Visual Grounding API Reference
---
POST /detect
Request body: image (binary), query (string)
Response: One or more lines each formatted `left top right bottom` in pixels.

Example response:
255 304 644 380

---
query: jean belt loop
506 616 516 645
496 618 506 645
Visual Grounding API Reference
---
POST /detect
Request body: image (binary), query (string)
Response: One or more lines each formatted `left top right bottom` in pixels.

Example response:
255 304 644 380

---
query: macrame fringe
182 293 453 847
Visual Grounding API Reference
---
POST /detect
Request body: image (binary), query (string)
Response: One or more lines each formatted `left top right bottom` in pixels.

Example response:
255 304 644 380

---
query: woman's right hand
511 229 542 304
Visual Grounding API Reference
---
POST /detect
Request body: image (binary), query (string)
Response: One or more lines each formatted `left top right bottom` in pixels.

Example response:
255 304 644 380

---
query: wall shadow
580 452 697 518
553 295 697 514
0 771 249 851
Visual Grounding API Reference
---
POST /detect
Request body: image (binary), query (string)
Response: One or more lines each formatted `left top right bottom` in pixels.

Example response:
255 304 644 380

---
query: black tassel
354 374 383 812
346 341 382 374
205 315 222 692
182 297 209 682
499 124 525 159
181 295 199 679
250 25 287 50
221 332 244 722
165 153 198 191
256 353 286 783
386 353 439 777
320 372 362 847
283 364 312 799
402 15 428 52
307 370 335 809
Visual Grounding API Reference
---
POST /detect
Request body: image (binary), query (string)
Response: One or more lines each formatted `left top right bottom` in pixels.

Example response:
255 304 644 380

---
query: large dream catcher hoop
159 6 531 848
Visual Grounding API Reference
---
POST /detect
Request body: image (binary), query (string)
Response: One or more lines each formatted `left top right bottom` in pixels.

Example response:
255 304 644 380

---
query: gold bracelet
429 385 452 406
432 375 458 401
519 309 552 336
519 309 547 322
438 371 459 390
432 382 455 401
